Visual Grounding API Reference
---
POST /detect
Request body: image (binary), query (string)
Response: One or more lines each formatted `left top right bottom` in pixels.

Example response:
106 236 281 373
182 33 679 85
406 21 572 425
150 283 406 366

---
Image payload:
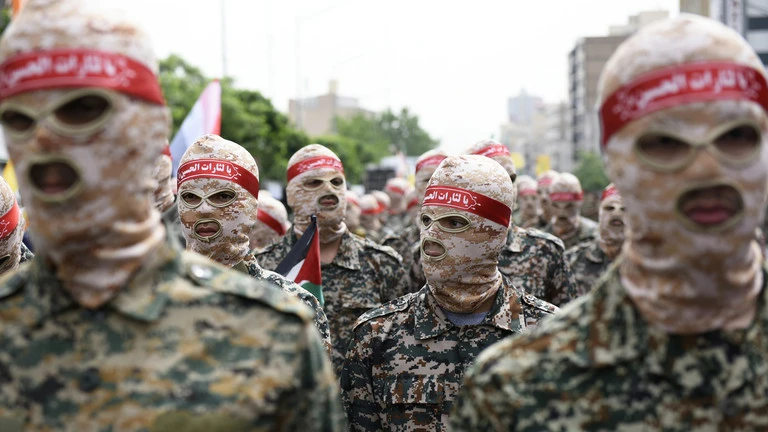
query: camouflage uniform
564 238 614 296
544 216 598 250
162 197 186 249
0 236 345 431
498 226 580 306
256 230 408 374
18 242 33 264
235 254 333 357
381 223 421 294
341 279 557 431
451 262 768 431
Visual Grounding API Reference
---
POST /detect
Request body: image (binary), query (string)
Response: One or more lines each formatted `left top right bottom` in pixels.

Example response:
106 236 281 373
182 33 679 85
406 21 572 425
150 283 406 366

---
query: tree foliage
573 151 611 192
335 108 439 158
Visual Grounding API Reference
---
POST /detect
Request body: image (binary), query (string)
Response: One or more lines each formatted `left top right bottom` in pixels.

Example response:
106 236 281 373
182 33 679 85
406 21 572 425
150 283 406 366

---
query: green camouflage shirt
452 260 768 431
498 226 579 306
255 230 408 375
381 223 421 294
0 237 344 432
564 239 614 296
235 255 333 357
340 279 558 431
544 216 598 251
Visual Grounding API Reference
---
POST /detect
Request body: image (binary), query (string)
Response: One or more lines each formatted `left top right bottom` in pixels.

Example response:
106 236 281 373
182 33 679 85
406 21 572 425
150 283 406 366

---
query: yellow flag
510 152 525 170
535 155 551 176
2 160 18 193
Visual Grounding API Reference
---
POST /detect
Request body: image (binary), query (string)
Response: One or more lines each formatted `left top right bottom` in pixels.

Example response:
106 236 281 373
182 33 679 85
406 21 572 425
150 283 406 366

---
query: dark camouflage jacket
0 237 344 432
381 223 421 294
544 216 598 250
255 230 408 375
452 260 768 431
162 197 186 249
341 279 558 431
498 226 579 306
564 239 614 296
18 242 33 265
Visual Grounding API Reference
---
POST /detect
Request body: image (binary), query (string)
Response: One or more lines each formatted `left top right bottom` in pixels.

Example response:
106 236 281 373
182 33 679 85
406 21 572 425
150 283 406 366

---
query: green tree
573 151 611 192
334 108 439 158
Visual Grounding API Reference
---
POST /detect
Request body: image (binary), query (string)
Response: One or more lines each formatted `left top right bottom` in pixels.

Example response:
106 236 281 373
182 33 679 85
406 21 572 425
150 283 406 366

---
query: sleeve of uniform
450 360 518 432
339 322 382 431
546 245 579 307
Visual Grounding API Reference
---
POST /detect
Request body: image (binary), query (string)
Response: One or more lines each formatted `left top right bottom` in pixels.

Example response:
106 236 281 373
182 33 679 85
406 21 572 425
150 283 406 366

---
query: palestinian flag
275 214 324 306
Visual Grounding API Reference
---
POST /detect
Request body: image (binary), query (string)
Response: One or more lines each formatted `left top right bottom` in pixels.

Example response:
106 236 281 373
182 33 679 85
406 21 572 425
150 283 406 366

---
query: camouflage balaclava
0 0 169 307
152 142 174 213
598 14 768 333
345 190 362 233
421 155 514 313
358 194 382 234
598 184 625 259
286 144 346 244
537 170 558 223
371 190 390 226
385 177 410 215
0 177 25 275
177 134 260 267
250 194 289 252
465 139 517 183
405 188 420 224
548 173 584 238
516 175 539 224
414 149 448 204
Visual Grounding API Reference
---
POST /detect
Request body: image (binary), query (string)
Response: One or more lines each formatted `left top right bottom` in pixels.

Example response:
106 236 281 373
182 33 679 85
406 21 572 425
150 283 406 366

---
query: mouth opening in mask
421 237 447 260
193 218 223 242
317 194 340 210
676 183 744 232
609 219 624 227
28 158 83 202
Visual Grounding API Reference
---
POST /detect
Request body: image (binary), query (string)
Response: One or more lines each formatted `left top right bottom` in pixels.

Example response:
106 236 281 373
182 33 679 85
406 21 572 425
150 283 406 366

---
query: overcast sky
115 0 679 154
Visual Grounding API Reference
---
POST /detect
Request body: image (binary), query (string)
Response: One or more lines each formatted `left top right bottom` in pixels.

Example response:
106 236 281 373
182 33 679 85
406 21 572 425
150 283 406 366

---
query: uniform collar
413 279 523 340
585 241 605 264
327 230 361 270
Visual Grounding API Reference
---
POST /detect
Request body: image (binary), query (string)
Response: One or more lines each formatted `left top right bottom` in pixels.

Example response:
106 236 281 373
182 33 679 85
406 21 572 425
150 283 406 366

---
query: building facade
288 80 371 136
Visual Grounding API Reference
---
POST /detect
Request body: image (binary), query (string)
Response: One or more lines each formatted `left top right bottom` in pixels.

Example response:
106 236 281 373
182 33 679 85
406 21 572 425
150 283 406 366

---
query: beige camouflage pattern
152 144 175 214
465 139 517 183
286 144 346 245
0 0 169 308
547 173 584 236
414 148 448 204
0 178 25 276
598 15 768 334
341 278 557 431
535 170 558 229
421 155 514 313
358 194 383 241
249 194 289 253
345 190 363 236
597 184 625 260
515 174 539 228
177 135 258 267
384 177 410 214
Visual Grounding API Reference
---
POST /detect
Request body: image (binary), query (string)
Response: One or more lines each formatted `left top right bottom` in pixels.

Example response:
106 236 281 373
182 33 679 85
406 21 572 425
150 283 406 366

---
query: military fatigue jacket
545 216 598 251
341 280 558 432
498 226 579 306
452 260 768 432
382 223 421 294
564 239 613 296
235 255 333 357
256 230 408 375
0 238 344 432
162 197 186 249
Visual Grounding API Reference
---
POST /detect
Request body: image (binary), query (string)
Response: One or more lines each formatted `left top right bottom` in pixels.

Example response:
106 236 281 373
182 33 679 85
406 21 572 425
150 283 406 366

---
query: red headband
347 195 359 206
361 205 383 216
519 188 538 197
473 143 511 158
287 156 344 182
601 185 619 202
537 177 553 188
600 61 768 147
0 201 20 239
423 185 511 227
550 191 583 202
162 145 171 158
407 195 419 210
0 49 165 105
177 159 260 199
257 208 286 236
416 155 447 173
385 184 406 195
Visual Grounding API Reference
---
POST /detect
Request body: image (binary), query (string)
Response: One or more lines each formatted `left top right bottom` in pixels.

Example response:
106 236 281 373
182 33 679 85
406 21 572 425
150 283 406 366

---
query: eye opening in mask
0 88 117 140
179 188 239 209
633 121 763 172
420 212 472 233
302 176 344 190
0 254 12 270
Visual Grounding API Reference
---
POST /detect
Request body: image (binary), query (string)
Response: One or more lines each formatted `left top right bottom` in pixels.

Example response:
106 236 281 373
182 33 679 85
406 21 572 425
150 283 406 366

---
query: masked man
0 177 32 274
341 155 557 431
256 144 408 374
566 183 625 295
383 176 411 232
250 194 290 253
0 2 343 429
345 190 365 237
534 170 558 229
358 193 384 242
453 15 768 430
153 143 185 248
514 175 539 228
545 173 598 249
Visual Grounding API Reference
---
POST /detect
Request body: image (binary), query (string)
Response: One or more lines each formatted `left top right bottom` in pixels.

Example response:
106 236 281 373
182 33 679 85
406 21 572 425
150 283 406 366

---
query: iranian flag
275 215 324 306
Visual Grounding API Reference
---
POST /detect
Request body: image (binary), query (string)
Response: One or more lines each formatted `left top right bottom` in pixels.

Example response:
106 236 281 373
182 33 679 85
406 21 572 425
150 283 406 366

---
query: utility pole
221 0 228 78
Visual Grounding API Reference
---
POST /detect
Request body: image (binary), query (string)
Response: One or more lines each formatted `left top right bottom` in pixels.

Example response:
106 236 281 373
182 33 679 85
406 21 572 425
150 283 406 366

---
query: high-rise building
288 80 371 136
507 89 543 124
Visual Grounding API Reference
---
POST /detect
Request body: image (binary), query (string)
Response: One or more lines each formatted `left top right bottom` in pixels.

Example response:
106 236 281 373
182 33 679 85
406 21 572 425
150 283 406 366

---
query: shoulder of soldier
564 240 591 262
353 292 415 330
353 233 403 264
253 236 292 269
0 260 32 301
520 227 566 251
520 291 560 316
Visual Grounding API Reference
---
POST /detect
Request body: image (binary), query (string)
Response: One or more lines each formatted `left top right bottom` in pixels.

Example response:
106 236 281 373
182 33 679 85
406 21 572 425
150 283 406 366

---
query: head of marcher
371 190 390 226
250 194 289 253
152 142 174 213
536 170 558 222
597 183 625 259
548 173 584 237
405 188 420 223
0 177 25 275
345 190 362 233
177 134 259 266
465 138 517 183
516 174 539 222
286 144 346 244
358 193 382 234
0 0 169 307
420 155 514 313
414 149 448 204
598 14 768 333
385 177 410 214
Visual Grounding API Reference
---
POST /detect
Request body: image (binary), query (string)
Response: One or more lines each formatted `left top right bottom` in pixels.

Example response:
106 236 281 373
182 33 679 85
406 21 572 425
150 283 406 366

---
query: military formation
0 1 766 431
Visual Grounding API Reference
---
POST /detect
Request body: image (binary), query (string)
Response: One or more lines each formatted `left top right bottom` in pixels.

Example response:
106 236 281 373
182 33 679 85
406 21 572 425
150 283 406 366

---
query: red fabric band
519 188 538 197
177 159 260 199
600 61 768 147
415 155 447 173
537 177 553 188
257 208 286 236
423 185 511 227
287 156 344 182
407 195 419 210
473 143 511 158
0 201 20 239
0 49 165 105
162 145 171 157
347 195 359 206
385 184 406 195
550 192 583 202
361 205 383 215
601 185 619 202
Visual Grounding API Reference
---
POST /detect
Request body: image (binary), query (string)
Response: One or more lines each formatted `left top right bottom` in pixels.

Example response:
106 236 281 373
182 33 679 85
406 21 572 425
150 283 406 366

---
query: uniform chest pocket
373 374 454 405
